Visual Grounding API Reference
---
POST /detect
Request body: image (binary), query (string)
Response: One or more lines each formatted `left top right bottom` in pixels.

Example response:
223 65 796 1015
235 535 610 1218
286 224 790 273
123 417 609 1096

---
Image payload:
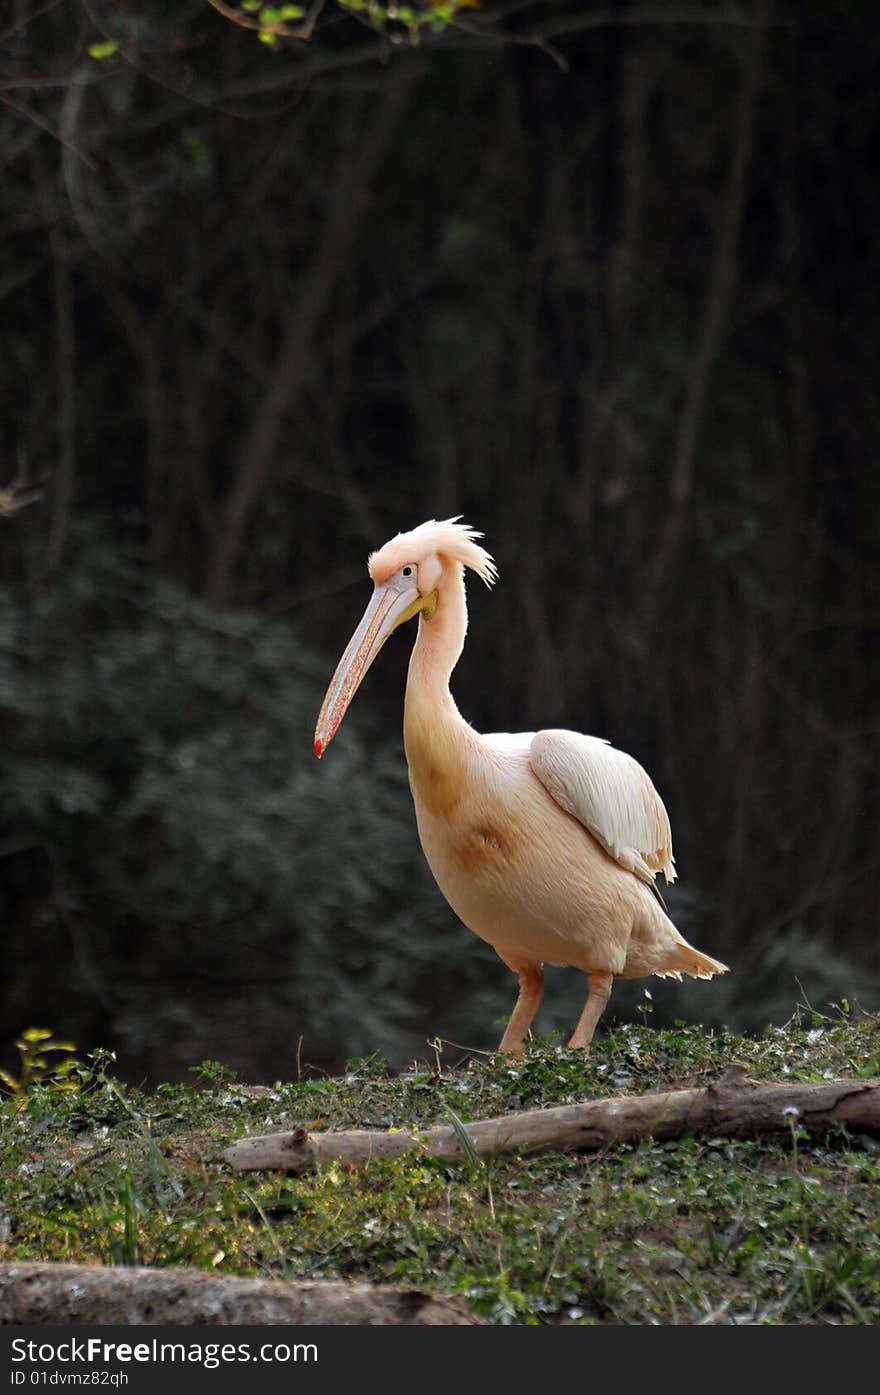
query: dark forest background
1 0 877 1083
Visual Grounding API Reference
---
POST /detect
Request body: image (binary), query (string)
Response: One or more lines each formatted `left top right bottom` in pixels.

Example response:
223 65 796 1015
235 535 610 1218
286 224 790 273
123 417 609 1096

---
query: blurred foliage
231 0 479 47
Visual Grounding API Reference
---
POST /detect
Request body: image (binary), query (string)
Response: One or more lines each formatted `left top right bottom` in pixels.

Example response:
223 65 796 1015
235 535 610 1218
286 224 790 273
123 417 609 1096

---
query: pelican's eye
401 565 414 578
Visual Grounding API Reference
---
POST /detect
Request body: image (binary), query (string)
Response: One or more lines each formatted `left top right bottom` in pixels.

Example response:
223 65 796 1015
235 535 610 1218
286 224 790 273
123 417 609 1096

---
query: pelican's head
314 518 496 757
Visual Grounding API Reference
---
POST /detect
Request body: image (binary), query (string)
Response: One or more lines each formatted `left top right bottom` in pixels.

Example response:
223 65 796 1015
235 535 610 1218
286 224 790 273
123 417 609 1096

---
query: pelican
315 519 727 1054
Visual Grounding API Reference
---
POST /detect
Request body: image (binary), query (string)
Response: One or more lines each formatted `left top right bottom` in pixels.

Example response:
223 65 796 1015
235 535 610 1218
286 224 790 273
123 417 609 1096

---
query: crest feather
368 517 497 587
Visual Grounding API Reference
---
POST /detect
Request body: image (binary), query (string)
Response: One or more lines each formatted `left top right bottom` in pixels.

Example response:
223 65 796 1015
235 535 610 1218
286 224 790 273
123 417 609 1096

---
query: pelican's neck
403 560 474 788
410 560 468 697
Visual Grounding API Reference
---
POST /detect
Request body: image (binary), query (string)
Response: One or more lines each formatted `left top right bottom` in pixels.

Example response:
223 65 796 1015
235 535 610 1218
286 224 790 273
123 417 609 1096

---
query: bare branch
222 1068 880 1172
650 0 769 591
0 448 44 519
0 1263 480 1325
204 76 412 607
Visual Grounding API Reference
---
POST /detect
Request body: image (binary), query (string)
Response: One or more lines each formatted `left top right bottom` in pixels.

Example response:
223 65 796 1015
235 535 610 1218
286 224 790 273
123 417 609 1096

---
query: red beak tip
314 738 324 759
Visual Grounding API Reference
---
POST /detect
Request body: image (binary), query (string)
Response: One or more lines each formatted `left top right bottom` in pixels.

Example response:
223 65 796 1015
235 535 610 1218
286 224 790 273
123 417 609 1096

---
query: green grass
1 1008 878 1324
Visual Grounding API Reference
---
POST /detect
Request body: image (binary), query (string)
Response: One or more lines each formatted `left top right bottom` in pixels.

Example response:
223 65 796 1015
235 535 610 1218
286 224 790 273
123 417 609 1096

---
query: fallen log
0 1263 481 1325
220 1066 880 1172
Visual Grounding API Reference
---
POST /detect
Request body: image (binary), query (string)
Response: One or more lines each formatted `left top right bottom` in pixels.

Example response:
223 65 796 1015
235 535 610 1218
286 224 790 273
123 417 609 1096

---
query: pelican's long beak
314 578 430 757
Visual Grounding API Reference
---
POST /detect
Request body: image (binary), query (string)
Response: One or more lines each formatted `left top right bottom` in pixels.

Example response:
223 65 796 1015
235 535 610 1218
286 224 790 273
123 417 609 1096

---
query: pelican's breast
409 736 635 974
410 734 531 878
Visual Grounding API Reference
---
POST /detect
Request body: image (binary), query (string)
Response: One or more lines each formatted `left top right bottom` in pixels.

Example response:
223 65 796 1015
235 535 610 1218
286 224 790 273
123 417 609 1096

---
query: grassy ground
1 1007 878 1325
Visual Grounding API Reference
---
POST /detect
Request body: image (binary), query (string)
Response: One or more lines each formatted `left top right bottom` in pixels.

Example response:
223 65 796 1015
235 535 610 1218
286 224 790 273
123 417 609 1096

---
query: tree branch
204 77 412 608
221 1068 880 1172
0 1263 480 1325
650 0 769 592
45 242 76 575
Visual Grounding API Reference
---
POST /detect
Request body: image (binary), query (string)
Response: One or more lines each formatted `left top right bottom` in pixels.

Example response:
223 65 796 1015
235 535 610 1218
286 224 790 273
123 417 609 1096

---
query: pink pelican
315 519 727 1054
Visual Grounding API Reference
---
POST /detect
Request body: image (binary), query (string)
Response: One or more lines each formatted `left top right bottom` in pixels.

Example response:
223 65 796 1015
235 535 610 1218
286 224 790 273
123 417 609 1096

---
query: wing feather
528 728 677 886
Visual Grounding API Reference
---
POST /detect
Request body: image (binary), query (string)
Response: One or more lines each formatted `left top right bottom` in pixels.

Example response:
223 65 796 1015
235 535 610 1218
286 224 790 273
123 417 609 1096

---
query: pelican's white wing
528 728 676 886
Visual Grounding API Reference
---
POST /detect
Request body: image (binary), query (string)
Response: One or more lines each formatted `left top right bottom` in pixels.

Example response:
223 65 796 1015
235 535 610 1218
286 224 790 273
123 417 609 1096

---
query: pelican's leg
497 965 544 1056
567 970 613 1051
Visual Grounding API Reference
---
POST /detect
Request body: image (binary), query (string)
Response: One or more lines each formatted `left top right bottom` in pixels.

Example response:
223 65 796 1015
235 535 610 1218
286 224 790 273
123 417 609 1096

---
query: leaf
444 1105 483 1173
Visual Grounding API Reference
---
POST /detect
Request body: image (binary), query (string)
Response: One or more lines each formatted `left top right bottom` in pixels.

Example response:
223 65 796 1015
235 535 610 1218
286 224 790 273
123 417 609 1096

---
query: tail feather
624 897 729 981
668 943 729 980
